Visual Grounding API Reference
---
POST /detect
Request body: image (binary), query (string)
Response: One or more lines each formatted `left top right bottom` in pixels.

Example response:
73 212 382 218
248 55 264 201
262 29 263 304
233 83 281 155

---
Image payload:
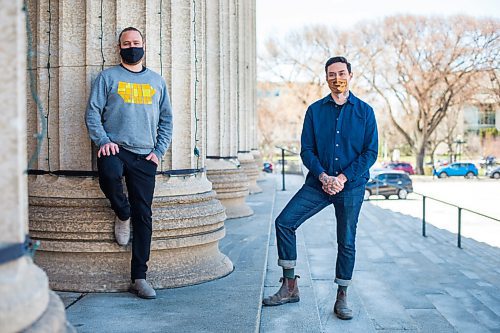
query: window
478 104 496 126
386 174 400 181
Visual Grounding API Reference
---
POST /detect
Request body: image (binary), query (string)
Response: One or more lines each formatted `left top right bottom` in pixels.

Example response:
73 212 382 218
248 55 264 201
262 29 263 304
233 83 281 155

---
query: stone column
247 0 264 180
237 0 261 194
27 0 232 292
205 0 253 219
0 1 71 332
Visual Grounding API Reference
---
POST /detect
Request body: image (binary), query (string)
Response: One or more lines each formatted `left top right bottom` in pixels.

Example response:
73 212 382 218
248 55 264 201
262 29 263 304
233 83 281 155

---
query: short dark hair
118 27 144 44
325 56 351 74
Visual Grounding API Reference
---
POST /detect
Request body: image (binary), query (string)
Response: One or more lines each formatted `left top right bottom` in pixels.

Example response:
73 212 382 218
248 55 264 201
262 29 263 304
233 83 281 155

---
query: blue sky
257 0 500 50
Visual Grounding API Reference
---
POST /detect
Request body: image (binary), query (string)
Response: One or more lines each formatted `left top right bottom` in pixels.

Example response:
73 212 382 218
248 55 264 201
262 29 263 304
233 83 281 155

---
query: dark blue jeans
97 148 157 281
275 184 364 286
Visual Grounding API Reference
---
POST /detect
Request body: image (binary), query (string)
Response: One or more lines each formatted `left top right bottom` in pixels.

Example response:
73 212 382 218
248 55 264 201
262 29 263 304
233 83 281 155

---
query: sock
283 268 295 279
337 285 347 292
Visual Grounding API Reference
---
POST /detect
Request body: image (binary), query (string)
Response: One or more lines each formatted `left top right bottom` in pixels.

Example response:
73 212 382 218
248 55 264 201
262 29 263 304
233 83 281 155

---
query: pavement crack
65 293 88 309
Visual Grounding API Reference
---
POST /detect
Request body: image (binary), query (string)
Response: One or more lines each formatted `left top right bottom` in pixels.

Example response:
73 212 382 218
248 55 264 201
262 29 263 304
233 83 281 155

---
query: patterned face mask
327 78 348 94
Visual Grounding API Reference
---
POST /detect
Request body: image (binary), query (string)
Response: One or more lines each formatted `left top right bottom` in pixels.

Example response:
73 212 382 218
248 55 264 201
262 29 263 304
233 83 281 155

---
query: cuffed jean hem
334 277 351 287
278 259 296 269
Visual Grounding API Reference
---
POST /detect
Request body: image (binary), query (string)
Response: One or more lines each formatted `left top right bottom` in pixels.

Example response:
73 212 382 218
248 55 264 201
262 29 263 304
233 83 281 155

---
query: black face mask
120 47 144 64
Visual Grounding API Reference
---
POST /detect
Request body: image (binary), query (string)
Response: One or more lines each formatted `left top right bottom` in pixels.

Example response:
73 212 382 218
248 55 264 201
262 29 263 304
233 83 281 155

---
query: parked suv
364 171 413 200
433 162 478 178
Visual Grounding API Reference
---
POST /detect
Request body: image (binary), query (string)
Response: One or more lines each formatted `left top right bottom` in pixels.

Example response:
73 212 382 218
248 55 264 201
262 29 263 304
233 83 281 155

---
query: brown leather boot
334 289 353 320
262 275 300 306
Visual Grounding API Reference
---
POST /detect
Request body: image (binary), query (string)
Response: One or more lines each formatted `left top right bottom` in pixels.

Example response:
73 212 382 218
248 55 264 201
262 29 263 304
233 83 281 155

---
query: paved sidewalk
261 175 500 333
59 177 276 333
56 175 500 332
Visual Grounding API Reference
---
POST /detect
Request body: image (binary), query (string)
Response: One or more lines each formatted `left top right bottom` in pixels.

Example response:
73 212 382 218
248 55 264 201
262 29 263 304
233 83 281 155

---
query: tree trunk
415 145 426 175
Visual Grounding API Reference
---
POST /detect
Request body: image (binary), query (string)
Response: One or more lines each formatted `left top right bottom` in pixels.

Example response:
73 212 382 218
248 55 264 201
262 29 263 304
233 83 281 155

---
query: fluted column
205 0 252 219
247 0 264 180
237 0 261 194
27 0 232 292
0 1 71 332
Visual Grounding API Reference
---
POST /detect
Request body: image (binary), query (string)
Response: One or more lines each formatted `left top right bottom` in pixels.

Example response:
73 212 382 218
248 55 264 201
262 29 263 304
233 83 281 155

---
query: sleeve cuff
311 164 326 179
343 167 355 182
152 149 163 160
97 137 111 147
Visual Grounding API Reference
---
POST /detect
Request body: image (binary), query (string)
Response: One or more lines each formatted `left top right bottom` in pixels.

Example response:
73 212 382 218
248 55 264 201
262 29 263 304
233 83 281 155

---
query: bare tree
258 16 500 174
357 16 500 173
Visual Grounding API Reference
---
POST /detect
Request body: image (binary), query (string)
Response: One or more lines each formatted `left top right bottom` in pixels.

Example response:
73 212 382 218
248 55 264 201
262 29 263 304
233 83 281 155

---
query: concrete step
260 185 323 333
304 207 377 333
260 181 377 333
360 202 500 332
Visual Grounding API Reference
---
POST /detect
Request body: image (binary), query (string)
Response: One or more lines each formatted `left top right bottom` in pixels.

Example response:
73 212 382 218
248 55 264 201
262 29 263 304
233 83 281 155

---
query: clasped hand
319 172 346 195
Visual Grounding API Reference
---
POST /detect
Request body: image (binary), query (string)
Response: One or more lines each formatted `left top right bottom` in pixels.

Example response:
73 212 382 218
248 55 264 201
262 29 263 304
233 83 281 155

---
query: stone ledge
31 190 233 292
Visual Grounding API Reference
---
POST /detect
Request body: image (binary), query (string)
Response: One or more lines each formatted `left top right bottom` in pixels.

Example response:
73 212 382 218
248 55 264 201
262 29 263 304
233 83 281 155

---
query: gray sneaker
129 279 156 299
114 216 130 246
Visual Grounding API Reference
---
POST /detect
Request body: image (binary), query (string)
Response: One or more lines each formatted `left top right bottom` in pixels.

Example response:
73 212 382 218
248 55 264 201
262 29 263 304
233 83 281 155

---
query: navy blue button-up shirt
301 92 378 191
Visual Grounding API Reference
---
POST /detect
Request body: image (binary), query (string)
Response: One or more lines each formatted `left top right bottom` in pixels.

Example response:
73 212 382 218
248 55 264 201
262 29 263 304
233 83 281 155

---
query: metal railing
415 192 500 248
274 156 499 248
275 146 300 191
366 178 500 249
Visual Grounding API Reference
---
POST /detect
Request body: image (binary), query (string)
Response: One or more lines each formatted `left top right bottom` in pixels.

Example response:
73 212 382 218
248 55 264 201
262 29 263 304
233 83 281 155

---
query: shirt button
335 171 339 175
335 157 339 161
336 144 339 147
336 130 340 134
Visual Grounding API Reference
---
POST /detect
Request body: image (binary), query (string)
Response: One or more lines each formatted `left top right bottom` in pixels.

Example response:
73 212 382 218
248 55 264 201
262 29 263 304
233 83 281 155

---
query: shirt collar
322 92 354 105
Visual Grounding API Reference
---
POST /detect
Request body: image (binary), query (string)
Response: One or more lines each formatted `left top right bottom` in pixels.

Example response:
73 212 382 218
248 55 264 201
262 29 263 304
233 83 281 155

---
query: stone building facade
1 0 258 331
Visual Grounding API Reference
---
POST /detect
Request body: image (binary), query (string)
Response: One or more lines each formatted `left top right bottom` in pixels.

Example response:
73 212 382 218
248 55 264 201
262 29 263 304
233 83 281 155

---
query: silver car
485 165 500 179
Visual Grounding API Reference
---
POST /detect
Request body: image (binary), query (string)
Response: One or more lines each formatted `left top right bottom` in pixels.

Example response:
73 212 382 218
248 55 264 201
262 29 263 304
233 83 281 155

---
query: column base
251 149 266 182
29 175 233 292
0 258 73 333
206 159 253 219
238 153 262 194
24 291 75 333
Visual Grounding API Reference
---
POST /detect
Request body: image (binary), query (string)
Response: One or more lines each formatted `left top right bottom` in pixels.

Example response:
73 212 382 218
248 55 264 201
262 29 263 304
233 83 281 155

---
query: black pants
97 148 157 281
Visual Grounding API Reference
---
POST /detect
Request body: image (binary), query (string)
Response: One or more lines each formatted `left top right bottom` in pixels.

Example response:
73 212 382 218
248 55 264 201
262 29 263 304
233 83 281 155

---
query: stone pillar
27 0 232 292
205 0 253 219
247 0 264 180
237 0 261 194
0 1 71 332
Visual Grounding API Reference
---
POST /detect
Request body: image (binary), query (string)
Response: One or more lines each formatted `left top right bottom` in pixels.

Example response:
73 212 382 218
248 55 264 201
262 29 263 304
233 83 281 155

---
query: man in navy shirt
262 56 378 320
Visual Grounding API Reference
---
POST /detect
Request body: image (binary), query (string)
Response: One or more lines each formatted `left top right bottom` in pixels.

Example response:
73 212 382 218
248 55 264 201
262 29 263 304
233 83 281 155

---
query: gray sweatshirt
85 65 173 158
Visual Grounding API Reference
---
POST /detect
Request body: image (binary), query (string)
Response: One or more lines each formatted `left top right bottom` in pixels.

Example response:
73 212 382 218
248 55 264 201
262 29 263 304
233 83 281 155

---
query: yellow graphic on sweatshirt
117 82 156 104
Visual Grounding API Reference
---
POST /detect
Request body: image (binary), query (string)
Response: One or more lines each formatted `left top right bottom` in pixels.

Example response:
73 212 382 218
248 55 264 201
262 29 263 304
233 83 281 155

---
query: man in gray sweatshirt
85 27 173 299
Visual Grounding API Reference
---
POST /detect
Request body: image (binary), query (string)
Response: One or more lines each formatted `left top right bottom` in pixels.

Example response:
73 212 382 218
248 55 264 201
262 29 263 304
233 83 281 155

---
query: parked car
480 155 496 168
485 165 500 179
262 162 273 173
364 170 413 200
386 161 415 175
433 162 478 178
